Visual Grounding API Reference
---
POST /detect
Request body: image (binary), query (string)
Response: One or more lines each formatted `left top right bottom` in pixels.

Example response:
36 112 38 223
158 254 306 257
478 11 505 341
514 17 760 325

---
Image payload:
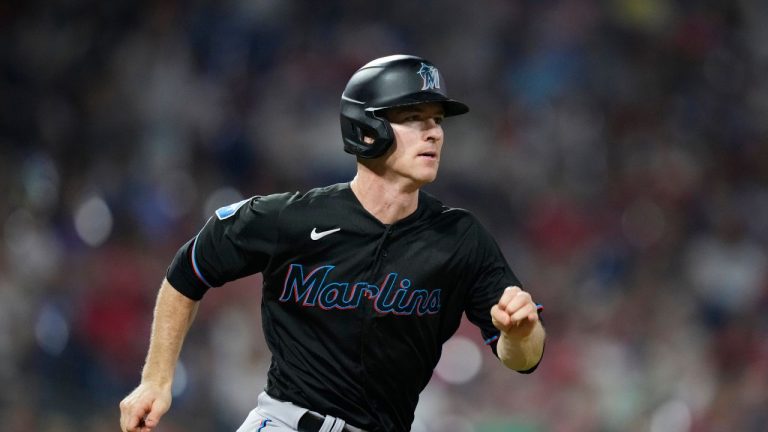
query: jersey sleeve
462 219 542 372
166 193 292 300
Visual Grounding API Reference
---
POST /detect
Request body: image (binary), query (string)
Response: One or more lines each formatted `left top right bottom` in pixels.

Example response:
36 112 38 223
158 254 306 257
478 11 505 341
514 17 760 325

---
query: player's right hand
119 382 171 432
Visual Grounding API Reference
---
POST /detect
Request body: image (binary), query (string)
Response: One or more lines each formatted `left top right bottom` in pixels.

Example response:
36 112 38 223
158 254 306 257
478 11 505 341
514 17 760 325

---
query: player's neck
350 169 420 225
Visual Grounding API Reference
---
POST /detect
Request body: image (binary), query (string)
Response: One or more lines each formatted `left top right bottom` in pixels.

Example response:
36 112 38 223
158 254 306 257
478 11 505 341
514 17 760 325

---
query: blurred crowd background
2 0 768 431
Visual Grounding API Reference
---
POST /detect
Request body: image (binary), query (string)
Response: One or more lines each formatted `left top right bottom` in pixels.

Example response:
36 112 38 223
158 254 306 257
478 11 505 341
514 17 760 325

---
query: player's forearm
497 321 545 371
140 279 199 388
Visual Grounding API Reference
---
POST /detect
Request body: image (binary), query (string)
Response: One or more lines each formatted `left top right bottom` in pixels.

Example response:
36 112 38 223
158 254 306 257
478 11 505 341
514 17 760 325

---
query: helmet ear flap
341 109 395 159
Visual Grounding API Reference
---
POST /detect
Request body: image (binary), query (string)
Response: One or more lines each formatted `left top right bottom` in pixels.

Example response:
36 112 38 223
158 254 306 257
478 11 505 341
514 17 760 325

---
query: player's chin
415 166 440 183
415 173 438 186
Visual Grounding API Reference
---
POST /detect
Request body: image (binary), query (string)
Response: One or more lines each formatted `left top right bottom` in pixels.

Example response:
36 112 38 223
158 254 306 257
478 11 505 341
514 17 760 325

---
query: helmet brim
368 92 469 117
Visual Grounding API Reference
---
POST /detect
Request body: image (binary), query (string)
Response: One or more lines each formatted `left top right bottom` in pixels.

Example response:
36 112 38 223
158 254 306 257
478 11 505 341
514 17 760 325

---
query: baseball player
119 54 545 432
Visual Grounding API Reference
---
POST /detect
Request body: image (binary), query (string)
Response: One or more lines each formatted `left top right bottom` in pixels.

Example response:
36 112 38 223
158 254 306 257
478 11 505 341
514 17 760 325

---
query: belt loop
331 416 347 432
319 415 334 432
319 414 346 432
331 420 347 432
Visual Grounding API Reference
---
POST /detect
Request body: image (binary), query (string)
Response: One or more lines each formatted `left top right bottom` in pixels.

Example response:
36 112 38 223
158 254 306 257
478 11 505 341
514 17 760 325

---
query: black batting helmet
340 55 469 159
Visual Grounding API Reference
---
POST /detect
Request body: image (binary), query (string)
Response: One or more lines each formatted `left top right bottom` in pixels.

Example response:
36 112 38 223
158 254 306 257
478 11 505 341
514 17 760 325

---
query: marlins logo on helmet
417 63 440 90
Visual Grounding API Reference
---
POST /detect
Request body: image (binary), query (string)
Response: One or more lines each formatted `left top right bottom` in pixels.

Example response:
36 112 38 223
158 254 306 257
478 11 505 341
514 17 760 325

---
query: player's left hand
491 286 539 340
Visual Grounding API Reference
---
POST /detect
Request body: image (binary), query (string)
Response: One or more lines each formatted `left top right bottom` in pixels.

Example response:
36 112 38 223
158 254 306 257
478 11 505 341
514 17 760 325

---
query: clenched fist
491 286 540 340
119 382 171 432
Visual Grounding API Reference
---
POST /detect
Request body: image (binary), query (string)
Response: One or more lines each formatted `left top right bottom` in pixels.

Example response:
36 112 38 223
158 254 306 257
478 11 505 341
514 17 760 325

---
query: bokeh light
74 195 113 247
434 336 482 385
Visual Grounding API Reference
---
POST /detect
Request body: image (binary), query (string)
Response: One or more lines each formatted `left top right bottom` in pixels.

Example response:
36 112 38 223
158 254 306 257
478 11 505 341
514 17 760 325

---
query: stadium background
2 1 767 431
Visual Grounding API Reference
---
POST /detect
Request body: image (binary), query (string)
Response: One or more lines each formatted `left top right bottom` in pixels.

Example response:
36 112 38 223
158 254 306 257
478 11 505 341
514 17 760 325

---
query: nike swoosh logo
310 227 341 240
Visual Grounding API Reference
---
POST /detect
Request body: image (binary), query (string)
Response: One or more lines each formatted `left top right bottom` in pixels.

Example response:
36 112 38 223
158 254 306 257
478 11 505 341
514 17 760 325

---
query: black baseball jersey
167 182 537 432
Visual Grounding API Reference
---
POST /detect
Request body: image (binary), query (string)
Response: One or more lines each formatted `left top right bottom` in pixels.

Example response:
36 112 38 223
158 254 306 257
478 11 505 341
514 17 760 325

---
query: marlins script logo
279 264 441 316
417 63 440 90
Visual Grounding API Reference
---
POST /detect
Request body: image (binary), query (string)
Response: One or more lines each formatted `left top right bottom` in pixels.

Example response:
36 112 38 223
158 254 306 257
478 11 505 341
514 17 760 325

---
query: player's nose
422 119 443 142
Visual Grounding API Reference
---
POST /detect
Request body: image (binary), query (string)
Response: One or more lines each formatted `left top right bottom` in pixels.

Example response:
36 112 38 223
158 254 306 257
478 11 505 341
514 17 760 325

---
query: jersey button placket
371 225 392 272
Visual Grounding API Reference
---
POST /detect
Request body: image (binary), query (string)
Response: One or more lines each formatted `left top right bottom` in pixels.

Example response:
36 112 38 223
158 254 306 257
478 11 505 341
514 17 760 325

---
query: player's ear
363 136 375 144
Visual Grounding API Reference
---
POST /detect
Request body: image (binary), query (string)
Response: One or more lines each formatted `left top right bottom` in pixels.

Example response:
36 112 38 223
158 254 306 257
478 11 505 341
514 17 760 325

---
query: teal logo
215 198 249 220
417 63 440 90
